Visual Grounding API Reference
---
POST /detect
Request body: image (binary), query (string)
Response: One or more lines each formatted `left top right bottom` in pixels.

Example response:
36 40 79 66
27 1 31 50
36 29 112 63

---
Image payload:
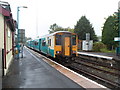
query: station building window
56 35 61 45
8 30 11 38
72 35 76 45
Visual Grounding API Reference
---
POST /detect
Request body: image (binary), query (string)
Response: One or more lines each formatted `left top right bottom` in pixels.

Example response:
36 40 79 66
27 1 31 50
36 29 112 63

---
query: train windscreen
72 35 76 45
56 35 61 45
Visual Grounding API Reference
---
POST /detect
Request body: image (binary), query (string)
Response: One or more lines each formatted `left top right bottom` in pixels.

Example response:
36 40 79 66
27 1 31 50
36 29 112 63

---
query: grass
78 48 115 53
100 48 115 53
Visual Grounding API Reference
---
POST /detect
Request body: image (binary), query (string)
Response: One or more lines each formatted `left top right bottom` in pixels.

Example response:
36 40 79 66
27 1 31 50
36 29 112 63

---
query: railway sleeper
70 64 120 89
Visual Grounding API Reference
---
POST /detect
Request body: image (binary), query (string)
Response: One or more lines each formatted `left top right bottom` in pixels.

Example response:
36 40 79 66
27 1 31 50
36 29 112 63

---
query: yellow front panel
65 37 70 56
54 45 62 57
72 45 78 56
72 45 77 51
54 46 62 53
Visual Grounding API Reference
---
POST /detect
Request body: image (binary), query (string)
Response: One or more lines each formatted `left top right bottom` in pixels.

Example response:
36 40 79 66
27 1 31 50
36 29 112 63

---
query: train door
39 39 41 51
64 37 70 56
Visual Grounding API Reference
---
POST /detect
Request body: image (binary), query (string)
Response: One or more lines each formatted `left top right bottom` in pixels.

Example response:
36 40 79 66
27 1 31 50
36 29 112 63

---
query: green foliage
66 27 74 33
93 42 106 52
100 48 115 53
48 23 65 33
48 23 74 33
102 15 118 50
74 16 98 42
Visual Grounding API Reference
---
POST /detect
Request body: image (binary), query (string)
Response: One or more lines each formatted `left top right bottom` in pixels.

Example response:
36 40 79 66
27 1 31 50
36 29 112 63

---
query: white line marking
26 49 41 63
78 52 113 60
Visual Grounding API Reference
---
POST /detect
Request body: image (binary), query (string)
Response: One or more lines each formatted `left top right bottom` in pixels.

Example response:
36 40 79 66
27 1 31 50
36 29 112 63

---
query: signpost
18 29 25 58
114 1 120 56
18 29 25 43
17 6 27 59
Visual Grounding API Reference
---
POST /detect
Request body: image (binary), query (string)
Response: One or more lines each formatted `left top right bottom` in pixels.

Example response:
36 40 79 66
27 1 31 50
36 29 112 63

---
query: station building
0 2 16 75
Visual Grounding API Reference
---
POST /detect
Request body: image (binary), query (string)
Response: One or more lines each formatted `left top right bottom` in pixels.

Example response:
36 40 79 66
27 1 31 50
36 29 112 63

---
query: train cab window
42 40 46 46
72 35 76 45
56 35 61 45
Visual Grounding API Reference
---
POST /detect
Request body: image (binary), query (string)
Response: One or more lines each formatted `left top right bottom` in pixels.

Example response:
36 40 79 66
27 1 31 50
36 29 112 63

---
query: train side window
50 39 51 46
42 40 46 46
34 41 38 45
72 35 76 45
48 39 51 46
56 35 61 45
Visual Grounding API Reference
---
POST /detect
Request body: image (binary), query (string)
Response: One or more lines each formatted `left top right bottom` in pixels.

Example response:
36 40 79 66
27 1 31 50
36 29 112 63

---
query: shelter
0 1 16 75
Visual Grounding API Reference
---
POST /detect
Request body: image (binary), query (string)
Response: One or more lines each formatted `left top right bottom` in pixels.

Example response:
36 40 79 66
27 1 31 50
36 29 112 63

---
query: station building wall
0 6 15 75
0 14 4 49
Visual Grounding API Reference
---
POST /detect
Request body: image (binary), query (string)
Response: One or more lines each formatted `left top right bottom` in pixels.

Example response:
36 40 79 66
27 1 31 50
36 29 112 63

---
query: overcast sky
2 0 120 38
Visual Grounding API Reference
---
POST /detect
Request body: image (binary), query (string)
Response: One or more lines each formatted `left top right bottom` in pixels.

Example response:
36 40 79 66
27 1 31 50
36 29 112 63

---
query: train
26 31 78 62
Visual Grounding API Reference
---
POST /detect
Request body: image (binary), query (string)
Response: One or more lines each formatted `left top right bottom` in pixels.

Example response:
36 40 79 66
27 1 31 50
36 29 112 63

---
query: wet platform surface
2 48 84 88
29 49 107 89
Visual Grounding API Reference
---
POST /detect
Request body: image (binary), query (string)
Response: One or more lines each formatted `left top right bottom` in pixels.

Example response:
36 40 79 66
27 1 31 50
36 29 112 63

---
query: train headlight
56 51 61 54
72 51 76 53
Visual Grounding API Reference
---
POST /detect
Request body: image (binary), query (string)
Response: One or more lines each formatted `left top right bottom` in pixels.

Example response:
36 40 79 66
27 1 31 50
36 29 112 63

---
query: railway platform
78 51 120 61
2 47 83 88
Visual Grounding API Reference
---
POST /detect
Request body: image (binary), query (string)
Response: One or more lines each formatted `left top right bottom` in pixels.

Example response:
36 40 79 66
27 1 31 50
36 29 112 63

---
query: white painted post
118 1 120 10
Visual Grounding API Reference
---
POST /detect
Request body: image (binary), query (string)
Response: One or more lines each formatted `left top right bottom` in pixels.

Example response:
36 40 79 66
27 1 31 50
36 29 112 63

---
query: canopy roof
0 1 16 31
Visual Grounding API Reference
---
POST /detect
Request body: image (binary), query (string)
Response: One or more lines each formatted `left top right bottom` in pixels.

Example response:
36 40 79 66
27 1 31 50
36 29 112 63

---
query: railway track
68 57 120 89
78 55 119 70
75 60 120 76
69 64 120 89
77 56 120 71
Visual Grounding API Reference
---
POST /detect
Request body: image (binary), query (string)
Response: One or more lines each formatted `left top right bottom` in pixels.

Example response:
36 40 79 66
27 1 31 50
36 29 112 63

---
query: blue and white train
26 31 78 60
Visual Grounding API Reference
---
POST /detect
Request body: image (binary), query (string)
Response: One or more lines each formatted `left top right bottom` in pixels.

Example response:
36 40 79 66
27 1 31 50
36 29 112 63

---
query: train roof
41 31 76 38
27 31 76 42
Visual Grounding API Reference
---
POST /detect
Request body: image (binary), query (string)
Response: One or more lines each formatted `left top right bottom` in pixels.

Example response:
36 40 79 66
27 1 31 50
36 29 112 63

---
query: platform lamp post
17 6 27 59
117 2 120 56
118 2 120 55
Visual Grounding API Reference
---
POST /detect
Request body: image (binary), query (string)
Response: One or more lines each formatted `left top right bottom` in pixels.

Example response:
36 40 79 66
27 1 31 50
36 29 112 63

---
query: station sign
18 29 25 43
114 37 120 41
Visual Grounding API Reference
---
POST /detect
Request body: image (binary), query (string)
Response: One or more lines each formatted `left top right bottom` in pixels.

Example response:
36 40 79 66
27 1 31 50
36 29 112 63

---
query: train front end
54 31 78 61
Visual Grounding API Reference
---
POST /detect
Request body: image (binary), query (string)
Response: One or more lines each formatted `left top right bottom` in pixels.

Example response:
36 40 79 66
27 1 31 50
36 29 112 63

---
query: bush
100 48 115 53
93 42 106 52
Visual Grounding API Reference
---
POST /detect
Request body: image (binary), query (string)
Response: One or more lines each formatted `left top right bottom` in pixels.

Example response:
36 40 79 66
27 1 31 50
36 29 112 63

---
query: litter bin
116 47 120 56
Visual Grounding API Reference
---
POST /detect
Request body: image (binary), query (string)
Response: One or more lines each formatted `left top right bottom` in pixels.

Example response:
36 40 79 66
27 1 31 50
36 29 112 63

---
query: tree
102 15 118 50
64 27 74 33
48 23 67 33
74 16 98 41
48 23 74 33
